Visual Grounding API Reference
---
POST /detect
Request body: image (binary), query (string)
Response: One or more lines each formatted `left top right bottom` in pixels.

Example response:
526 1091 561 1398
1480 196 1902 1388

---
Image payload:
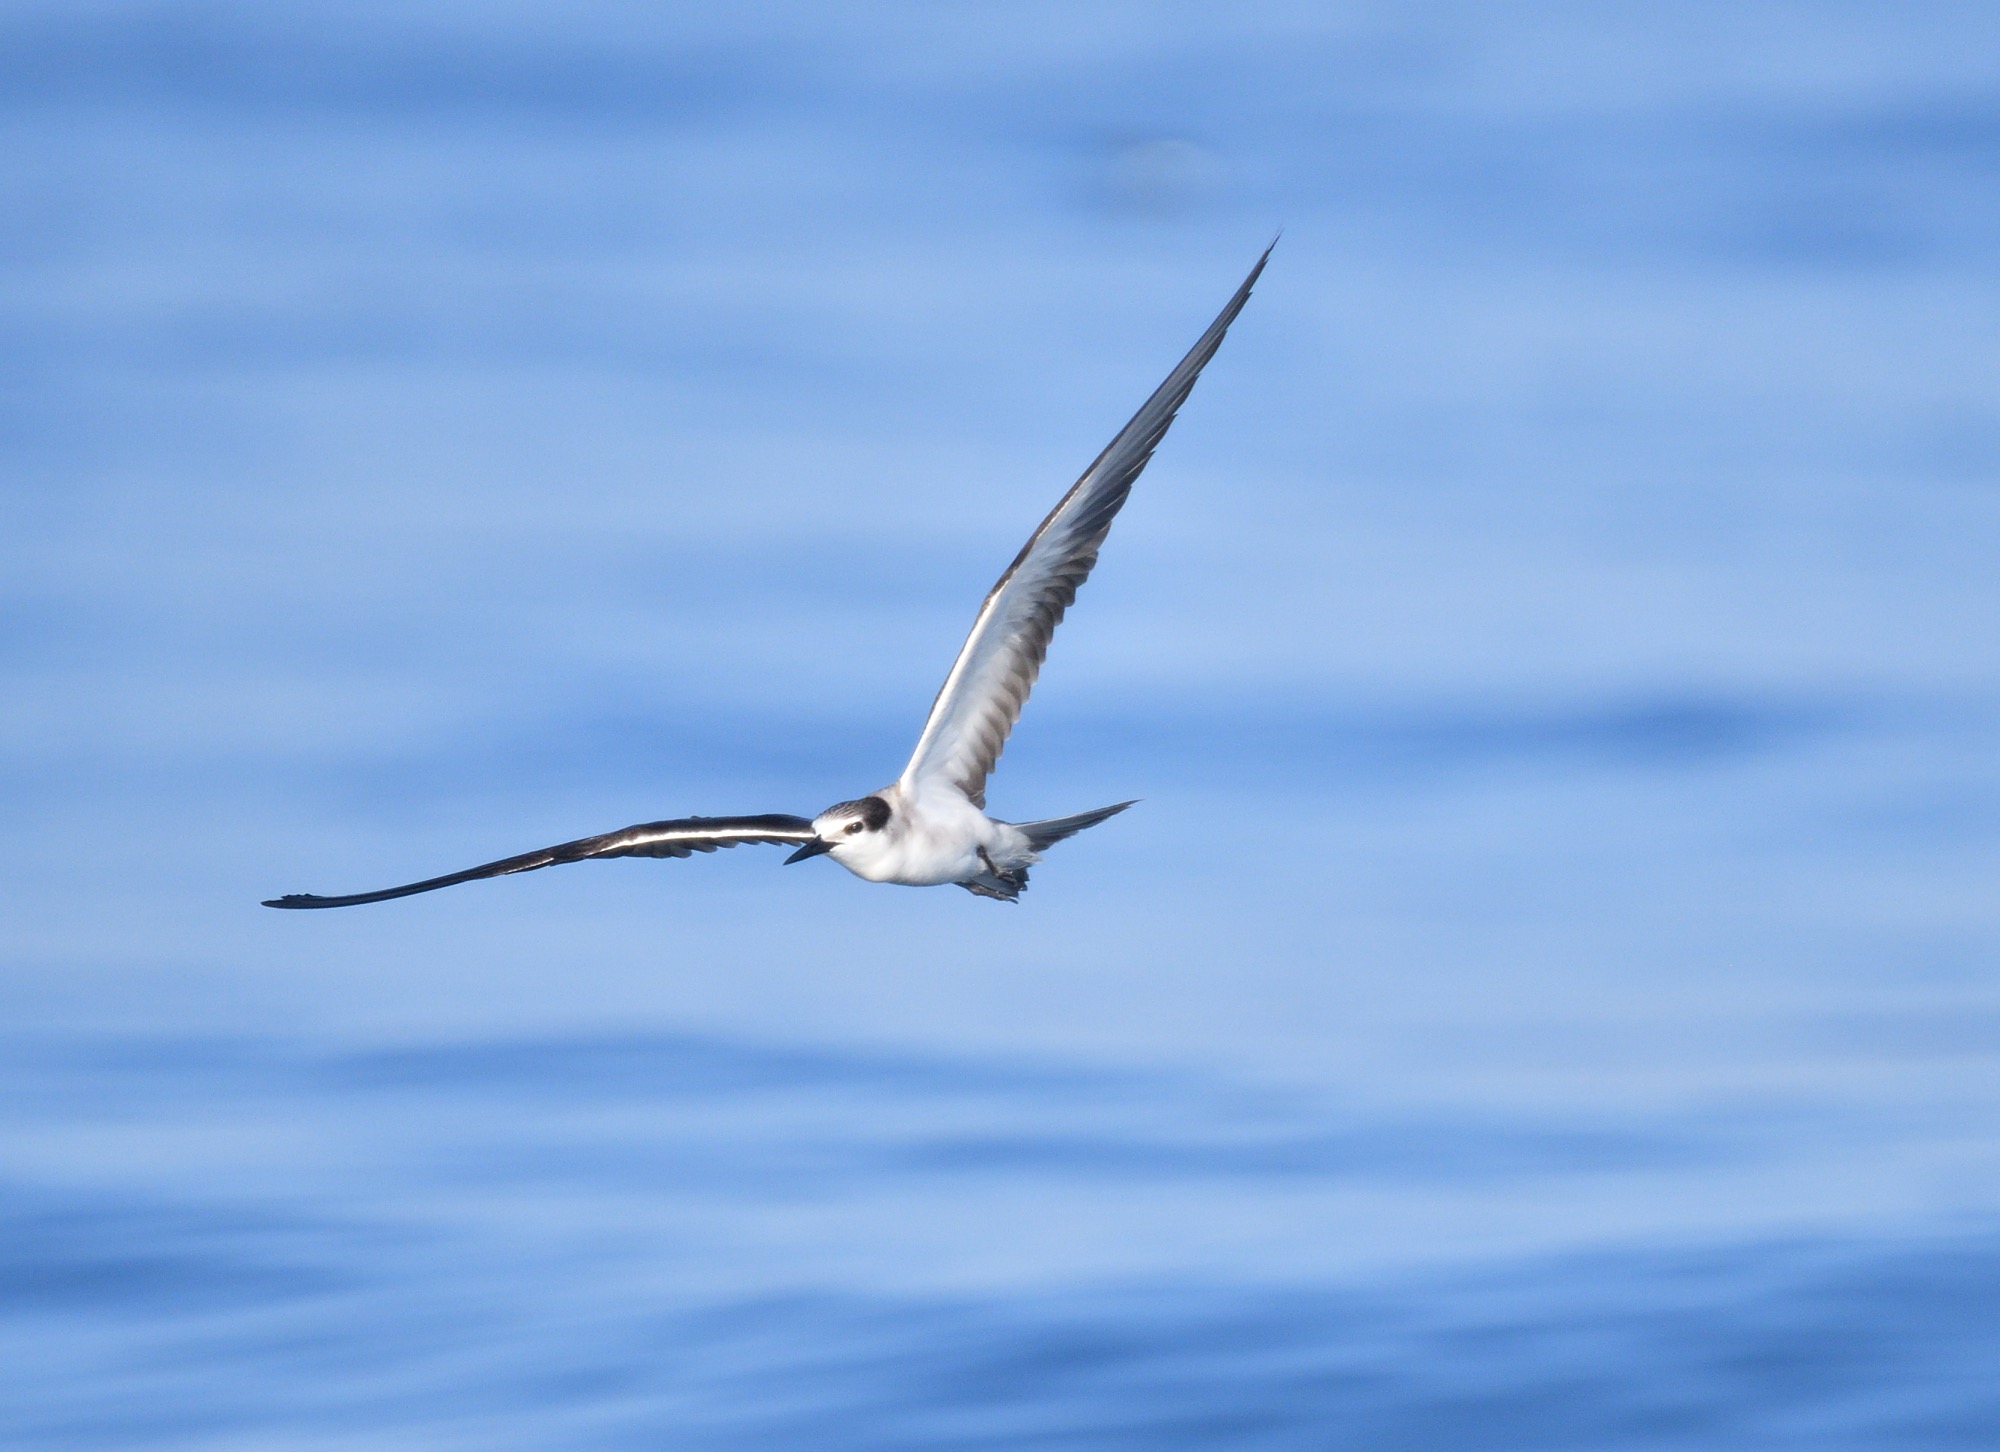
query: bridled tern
264 244 1271 909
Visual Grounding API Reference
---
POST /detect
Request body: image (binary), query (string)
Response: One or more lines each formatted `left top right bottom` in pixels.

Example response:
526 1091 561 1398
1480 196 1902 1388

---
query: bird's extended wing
261 814 816 909
899 244 1272 807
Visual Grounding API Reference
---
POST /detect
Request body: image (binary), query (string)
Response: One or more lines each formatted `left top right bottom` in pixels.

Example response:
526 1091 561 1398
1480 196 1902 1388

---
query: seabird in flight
265 244 1271 909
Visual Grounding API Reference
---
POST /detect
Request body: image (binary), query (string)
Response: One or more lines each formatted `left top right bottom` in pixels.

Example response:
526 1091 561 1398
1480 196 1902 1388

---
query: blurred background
5 2 1999 1446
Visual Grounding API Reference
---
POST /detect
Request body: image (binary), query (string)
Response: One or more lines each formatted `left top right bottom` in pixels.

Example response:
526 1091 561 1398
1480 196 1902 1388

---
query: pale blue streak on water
4 3 2000 1447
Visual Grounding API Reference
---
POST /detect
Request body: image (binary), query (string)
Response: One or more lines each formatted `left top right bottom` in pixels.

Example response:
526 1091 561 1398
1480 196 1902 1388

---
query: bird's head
786 793 893 864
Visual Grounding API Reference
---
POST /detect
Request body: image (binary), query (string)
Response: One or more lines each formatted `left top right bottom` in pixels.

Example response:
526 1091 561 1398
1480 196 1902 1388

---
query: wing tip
1235 237 1278 304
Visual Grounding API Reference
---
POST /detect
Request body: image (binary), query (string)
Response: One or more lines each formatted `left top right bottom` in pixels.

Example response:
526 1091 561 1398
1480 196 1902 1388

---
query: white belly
827 787 1027 886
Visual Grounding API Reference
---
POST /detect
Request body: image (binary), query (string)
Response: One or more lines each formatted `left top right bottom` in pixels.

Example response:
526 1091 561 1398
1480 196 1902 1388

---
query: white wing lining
899 243 1274 807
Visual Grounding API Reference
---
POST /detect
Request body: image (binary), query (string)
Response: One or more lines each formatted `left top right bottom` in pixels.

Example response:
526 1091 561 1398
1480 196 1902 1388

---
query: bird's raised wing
899 244 1272 807
262 814 815 909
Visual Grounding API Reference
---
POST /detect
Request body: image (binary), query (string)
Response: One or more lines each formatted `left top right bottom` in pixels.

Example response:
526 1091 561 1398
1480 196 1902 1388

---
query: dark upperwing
262 814 816 909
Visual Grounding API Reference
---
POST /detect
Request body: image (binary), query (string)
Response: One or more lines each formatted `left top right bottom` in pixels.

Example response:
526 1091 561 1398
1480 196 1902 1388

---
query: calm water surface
4 1029 1998 1448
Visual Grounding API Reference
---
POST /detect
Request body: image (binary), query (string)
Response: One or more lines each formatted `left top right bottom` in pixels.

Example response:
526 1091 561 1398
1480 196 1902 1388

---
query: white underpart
817 783 1034 887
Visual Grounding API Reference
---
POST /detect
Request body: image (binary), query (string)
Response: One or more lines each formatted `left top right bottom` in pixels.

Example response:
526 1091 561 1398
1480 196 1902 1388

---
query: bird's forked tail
1012 800 1137 853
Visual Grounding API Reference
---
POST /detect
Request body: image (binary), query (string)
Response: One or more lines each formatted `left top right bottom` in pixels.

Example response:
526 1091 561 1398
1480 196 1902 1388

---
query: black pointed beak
785 838 833 864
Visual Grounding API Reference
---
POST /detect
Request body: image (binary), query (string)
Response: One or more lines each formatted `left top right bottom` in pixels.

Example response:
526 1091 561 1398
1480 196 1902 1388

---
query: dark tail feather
1013 800 1137 853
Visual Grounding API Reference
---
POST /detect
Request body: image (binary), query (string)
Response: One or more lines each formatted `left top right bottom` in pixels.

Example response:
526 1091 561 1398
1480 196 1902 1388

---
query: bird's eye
846 821 863 834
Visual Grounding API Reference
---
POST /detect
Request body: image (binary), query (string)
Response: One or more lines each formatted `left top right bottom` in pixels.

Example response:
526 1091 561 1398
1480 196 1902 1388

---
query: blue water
5 1030 1999 1447
5 3 2000 1445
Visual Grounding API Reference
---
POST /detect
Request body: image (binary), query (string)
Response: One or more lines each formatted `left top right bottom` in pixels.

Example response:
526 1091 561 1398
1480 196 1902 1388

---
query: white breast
829 784 999 886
